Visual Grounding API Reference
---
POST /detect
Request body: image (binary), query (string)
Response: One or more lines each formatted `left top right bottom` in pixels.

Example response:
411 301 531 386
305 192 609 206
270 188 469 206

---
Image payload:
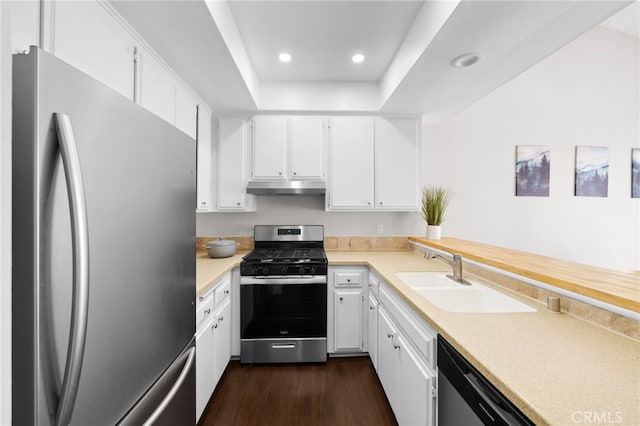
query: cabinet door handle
204 308 211 315
369 306 375 311
224 289 230 295
219 316 224 322
387 332 394 339
339 297 343 301
393 343 400 350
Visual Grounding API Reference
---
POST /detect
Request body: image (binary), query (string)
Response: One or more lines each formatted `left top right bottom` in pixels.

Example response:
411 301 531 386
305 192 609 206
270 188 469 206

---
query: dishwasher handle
464 371 523 425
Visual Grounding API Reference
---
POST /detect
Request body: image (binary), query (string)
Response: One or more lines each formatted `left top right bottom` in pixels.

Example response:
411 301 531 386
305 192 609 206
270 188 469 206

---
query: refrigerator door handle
142 346 196 426
53 113 91 426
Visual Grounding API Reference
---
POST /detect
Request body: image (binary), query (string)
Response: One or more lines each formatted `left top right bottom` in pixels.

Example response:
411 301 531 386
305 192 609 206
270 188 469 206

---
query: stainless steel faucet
427 250 471 285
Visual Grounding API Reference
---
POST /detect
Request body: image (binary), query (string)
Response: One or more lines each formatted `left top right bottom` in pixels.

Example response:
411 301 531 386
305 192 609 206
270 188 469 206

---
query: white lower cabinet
374 281 437 426
377 307 398 406
213 298 231 384
195 290 215 421
195 274 232 423
334 289 363 351
367 292 379 370
395 334 435 426
328 267 367 353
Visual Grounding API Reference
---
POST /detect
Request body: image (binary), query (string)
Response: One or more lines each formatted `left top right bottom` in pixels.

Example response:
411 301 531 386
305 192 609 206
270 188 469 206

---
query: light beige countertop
196 250 247 295
197 249 640 425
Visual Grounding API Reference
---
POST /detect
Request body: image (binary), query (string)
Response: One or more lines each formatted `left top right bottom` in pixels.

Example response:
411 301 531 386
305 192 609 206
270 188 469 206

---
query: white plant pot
426 225 441 240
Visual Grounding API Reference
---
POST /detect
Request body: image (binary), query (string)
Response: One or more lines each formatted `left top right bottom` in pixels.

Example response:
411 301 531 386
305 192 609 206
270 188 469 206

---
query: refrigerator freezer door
12 47 196 425
118 340 196 426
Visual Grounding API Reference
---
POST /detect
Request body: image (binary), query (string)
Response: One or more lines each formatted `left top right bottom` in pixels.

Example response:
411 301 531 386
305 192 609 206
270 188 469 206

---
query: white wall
423 27 639 271
197 196 423 237
0 1 12 422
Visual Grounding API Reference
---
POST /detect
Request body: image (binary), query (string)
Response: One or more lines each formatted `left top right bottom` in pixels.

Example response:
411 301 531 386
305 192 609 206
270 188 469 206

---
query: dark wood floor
198 356 398 426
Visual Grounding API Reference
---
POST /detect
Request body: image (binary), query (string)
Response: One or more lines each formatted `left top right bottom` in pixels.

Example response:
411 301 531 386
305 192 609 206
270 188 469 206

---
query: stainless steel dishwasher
437 335 534 426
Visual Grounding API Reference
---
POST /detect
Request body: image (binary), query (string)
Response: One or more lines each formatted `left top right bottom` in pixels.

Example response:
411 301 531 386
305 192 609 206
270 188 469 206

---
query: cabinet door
334 289 363 351
218 119 248 209
374 118 419 210
213 299 231 386
329 119 374 209
395 334 435 426
195 319 215 422
175 85 198 139
53 1 135 99
196 105 213 210
252 117 287 179
290 118 325 179
367 293 379 370
377 307 398 408
139 49 176 125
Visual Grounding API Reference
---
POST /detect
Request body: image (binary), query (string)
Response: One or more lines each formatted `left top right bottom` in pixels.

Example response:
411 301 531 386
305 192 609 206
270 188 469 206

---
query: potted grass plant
420 185 452 240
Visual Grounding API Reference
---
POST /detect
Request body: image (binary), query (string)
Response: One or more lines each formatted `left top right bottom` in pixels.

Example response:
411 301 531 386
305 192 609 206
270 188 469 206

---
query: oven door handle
240 276 327 285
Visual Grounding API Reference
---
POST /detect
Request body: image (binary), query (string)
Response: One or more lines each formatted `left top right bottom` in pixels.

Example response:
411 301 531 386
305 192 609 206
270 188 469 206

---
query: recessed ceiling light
279 53 292 63
352 54 365 64
451 52 481 68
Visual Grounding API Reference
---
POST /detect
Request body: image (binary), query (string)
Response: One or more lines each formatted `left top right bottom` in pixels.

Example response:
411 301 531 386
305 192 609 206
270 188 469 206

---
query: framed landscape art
633 148 640 198
575 146 609 197
516 145 550 196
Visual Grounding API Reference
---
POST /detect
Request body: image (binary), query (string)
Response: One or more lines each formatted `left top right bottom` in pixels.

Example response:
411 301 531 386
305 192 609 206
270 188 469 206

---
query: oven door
240 276 327 340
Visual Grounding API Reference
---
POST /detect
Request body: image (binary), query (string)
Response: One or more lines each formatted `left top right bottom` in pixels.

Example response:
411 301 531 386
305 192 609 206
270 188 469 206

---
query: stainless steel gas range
240 225 328 363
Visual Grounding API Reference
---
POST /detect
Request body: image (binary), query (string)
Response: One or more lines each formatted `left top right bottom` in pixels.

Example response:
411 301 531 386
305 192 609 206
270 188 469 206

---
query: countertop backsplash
196 236 410 252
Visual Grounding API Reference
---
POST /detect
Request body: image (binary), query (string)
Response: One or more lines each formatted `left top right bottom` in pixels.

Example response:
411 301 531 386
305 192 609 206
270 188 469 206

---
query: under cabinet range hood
246 180 326 195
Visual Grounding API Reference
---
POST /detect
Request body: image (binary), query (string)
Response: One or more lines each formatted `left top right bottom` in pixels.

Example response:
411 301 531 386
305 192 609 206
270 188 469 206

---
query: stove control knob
301 266 312 275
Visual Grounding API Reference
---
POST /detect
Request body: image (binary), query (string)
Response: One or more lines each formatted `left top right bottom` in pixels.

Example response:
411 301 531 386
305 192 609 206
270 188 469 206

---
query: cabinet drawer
214 278 231 307
196 289 214 333
335 272 362 287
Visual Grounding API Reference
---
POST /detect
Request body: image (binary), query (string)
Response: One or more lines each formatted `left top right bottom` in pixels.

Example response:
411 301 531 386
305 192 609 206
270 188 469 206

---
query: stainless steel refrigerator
12 46 196 425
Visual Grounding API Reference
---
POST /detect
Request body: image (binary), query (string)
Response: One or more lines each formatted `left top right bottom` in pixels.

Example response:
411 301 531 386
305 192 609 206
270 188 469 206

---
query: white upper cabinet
374 118 420 210
252 116 325 180
139 50 176 127
217 118 256 211
289 118 325 179
328 118 375 209
252 117 288 179
53 1 135 100
328 117 419 211
196 105 213 211
175 85 198 139
29 1 206 141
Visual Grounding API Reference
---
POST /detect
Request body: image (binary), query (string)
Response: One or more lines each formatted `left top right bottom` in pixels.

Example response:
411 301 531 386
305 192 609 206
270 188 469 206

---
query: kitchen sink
394 272 464 289
413 286 537 313
395 271 536 313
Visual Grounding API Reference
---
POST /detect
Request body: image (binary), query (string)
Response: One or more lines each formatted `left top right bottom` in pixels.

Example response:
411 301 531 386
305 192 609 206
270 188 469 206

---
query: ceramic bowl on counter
205 239 237 258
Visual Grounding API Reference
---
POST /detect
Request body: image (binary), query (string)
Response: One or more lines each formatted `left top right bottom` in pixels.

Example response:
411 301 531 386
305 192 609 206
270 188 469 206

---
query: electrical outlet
376 224 383 235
